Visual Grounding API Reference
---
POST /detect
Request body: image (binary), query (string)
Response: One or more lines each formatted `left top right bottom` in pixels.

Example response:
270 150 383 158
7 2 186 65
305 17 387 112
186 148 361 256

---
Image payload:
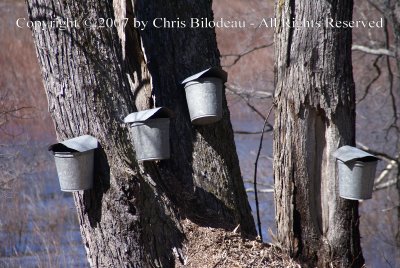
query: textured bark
26 0 256 267
368 0 400 247
390 1 400 248
393 3 400 64
273 0 364 267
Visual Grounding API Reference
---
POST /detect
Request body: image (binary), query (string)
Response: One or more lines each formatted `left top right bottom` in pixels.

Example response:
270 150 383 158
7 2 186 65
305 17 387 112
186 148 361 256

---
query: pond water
1 113 399 267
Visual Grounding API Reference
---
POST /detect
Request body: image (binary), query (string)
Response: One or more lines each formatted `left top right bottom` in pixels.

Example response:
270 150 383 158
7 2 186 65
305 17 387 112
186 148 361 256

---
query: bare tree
389 0 400 248
359 0 400 248
0 88 29 137
273 0 364 267
26 0 257 266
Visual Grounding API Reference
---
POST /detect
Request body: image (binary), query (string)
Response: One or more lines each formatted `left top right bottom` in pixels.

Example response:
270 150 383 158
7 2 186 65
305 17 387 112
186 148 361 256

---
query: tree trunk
368 0 400 248
273 0 364 267
391 2 400 64
390 1 400 248
26 0 256 266
378 0 400 249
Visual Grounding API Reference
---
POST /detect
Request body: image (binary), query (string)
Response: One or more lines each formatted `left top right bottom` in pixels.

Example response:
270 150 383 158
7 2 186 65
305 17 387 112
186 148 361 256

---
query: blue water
0 126 399 267
0 142 89 267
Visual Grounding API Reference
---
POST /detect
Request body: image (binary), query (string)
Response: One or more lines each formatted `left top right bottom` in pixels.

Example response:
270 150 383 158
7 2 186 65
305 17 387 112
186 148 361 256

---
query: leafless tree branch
357 55 382 103
234 130 272 135
374 178 397 191
356 142 398 163
243 180 273 188
246 188 274 193
382 18 399 133
225 83 274 132
253 106 273 241
356 142 399 191
366 0 385 15
375 160 397 186
221 42 274 68
352 45 395 58
226 83 272 100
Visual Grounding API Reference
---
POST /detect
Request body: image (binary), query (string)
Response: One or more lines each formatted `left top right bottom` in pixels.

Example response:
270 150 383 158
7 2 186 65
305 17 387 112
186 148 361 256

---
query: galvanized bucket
332 145 378 200
124 107 173 161
182 67 227 125
49 135 98 192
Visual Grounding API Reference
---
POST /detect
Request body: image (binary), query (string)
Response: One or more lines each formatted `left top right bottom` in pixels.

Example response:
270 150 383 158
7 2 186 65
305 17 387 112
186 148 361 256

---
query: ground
177 220 300 267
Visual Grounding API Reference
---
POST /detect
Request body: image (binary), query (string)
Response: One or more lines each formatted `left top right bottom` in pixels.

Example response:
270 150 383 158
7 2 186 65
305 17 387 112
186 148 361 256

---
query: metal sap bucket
332 145 379 200
49 135 98 192
124 107 173 161
182 67 227 125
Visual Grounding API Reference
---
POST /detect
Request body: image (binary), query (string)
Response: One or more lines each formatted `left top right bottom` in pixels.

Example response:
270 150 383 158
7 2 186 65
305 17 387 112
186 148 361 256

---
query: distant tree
372 0 400 61
364 0 400 247
380 0 400 248
390 1 400 248
0 89 27 136
273 0 364 267
26 0 256 266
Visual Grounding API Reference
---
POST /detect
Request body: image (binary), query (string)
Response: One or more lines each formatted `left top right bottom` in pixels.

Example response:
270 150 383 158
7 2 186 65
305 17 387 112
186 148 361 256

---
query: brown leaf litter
176 219 301 268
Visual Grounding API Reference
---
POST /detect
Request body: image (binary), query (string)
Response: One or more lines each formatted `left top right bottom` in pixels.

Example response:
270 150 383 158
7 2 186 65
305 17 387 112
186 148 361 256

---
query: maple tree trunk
26 0 256 266
273 0 364 267
391 2 400 248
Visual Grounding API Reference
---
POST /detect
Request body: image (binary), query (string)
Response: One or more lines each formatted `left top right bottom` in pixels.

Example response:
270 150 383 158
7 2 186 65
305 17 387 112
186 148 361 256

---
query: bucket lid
123 107 173 124
181 67 228 85
332 145 379 163
49 135 98 153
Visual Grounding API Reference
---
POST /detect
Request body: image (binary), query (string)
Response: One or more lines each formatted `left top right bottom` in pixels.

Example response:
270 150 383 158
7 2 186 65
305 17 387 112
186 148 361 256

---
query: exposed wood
274 0 364 267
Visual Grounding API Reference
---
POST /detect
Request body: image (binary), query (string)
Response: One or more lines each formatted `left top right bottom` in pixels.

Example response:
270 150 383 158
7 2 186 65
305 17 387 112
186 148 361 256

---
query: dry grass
0 142 87 267
177 220 300 268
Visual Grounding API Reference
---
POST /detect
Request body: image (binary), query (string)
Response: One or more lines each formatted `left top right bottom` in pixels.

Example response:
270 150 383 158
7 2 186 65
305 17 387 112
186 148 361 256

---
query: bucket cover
124 107 173 124
181 67 228 85
49 135 98 153
332 145 378 163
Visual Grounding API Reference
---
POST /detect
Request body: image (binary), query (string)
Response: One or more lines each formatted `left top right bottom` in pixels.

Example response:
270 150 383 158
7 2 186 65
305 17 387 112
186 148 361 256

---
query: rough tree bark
26 0 256 266
388 1 400 249
273 0 364 267
388 2 400 65
388 1 400 248
373 0 400 247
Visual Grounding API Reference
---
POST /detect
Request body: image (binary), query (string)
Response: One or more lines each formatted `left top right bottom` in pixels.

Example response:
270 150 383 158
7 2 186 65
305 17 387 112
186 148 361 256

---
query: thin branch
375 160 397 186
380 18 400 136
225 84 274 132
374 178 397 191
356 142 398 163
253 106 273 241
243 180 273 188
0 106 32 115
221 42 273 67
352 45 395 58
382 205 400 212
226 83 273 100
357 55 382 103
366 0 385 16
356 142 399 191
234 129 272 135
246 188 274 193
0 88 32 130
